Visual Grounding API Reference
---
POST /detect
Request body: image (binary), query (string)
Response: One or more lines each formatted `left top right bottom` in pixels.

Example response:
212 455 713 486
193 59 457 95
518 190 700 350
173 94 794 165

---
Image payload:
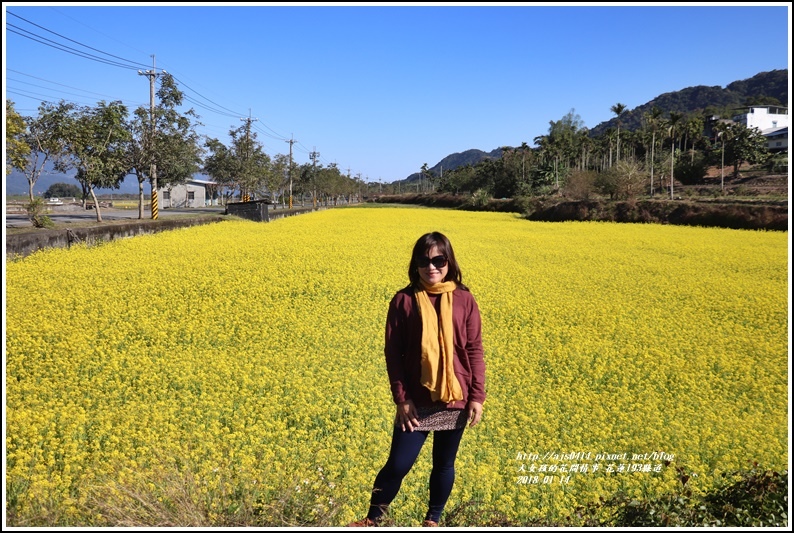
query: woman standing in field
349 231 486 527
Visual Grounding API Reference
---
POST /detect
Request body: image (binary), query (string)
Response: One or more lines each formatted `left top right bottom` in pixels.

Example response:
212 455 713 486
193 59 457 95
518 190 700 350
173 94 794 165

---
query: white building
731 105 789 153
157 178 219 208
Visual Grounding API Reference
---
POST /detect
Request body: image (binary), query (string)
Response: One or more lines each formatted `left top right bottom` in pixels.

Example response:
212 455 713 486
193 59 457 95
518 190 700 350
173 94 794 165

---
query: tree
126 73 203 218
682 113 705 164
614 158 648 200
264 153 290 203
712 121 733 191
603 127 617 169
203 137 237 204
55 100 131 222
44 182 81 198
6 100 29 176
642 106 663 196
611 102 628 163
13 101 72 201
539 109 586 191
666 111 683 199
722 123 769 179
204 122 271 203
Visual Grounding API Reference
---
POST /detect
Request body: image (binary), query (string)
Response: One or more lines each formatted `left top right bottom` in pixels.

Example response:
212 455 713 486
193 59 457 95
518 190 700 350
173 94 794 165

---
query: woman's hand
396 400 420 432
467 401 483 427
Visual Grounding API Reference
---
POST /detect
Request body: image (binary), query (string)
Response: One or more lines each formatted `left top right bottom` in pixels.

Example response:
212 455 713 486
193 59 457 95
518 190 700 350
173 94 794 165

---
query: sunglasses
417 255 448 269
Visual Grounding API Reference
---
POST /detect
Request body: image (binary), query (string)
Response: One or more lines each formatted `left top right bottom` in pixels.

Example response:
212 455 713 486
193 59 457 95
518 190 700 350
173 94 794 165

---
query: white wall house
157 178 218 208
731 105 789 153
762 127 788 153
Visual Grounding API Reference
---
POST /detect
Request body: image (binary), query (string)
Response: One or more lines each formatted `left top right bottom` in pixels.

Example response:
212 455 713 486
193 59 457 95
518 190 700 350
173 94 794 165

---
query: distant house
706 105 789 153
761 126 788 153
157 179 219 208
731 105 789 153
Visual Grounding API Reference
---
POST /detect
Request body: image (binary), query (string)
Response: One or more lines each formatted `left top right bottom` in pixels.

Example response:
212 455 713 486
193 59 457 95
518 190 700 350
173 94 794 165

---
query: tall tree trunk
650 133 655 196
669 140 675 200
89 186 103 222
138 176 145 219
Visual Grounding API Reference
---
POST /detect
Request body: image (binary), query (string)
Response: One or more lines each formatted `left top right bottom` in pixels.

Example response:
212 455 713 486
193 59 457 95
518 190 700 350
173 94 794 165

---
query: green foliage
764 152 788 174
721 123 770 178
675 151 709 185
564 466 788 527
467 188 491 208
594 167 619 199
6 99 30 174
24 197 55 229
45 182 82 198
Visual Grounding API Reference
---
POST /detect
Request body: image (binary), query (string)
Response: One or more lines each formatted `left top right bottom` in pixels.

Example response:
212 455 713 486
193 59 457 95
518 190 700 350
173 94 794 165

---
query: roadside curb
6 215 227 259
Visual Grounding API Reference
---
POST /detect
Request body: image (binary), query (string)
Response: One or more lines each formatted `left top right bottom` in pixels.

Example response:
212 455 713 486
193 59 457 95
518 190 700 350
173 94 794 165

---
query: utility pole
286 135 296 209
240 111 258 201
309 147 320 208
138 55 163 219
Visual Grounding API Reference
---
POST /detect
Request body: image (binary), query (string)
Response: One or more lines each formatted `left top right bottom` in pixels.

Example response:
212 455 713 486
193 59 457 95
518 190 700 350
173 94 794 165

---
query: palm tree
643 106 663 196
667 111 683 199
611 102 628 163
683 114 705 164
603 127 617 168
713 121 735 192
520 141 529 183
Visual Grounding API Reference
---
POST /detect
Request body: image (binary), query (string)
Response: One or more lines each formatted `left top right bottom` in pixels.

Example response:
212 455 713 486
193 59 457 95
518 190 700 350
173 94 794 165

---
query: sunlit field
5 206 789 526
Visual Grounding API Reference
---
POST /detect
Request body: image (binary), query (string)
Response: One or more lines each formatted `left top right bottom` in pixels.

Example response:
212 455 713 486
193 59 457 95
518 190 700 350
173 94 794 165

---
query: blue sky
4 2 791 188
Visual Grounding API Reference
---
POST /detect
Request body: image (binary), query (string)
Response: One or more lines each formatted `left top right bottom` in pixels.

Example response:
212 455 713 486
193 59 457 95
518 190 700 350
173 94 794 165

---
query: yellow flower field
5 206 789 526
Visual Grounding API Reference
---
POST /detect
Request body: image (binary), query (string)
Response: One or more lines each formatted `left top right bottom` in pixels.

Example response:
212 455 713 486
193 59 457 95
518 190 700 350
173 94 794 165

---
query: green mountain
398 148 505 186
400 68 787 184
588 68 788 137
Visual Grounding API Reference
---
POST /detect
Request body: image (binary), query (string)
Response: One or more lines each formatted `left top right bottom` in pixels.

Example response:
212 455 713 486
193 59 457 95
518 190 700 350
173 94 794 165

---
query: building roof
761 126 788 137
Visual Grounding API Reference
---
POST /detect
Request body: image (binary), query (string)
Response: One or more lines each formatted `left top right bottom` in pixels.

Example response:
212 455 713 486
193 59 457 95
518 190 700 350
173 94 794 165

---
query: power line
7 25 142 70
182 94 241 119
7 11 150 69
170 74 245 118
7 69 140 102
5 87 143 110
252 123 288 142
6 10 360 174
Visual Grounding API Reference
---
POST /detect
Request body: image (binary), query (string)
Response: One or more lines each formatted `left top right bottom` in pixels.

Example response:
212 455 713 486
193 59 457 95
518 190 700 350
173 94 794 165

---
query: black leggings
366 425 466 523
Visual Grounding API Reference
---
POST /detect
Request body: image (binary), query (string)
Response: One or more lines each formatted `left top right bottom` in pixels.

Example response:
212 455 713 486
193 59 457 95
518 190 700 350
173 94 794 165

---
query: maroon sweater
384 285 487 409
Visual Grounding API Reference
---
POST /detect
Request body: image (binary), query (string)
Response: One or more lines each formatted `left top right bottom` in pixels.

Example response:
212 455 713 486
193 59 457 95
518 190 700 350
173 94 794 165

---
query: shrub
25 197 55 229
675 152 709 185
564 466 787 527
562 170 597 200
764 153 788 174
466 188 491 208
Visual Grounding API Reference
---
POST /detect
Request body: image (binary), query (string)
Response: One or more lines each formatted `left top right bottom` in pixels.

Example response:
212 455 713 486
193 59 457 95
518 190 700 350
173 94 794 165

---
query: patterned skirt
396 406 469 431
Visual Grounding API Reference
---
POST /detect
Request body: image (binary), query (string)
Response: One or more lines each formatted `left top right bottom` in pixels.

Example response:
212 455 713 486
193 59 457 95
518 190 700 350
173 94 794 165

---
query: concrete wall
6 216 226 259
226 200 321 222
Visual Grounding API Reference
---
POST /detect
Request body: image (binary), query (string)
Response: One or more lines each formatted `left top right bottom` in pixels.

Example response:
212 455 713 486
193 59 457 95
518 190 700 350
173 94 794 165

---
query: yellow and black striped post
151 189 158 220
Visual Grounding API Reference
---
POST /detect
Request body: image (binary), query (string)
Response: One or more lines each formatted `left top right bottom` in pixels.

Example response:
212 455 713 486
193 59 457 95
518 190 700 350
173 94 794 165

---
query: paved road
5 206 227 228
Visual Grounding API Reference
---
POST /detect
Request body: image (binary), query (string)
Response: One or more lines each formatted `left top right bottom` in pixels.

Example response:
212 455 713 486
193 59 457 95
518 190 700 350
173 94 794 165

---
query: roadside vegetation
6 77 788 227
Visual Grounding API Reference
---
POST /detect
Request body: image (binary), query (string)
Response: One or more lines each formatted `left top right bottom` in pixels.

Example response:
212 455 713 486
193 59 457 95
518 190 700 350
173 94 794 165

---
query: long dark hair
407 231 468 290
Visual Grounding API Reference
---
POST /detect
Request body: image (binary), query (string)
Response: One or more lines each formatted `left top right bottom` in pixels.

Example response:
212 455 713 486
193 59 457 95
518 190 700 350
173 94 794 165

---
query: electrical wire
6 9 358 173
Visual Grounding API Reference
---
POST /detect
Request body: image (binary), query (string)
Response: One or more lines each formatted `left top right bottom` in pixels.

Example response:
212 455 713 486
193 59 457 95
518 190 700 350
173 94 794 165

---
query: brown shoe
422 520 439 527
348 517 378 527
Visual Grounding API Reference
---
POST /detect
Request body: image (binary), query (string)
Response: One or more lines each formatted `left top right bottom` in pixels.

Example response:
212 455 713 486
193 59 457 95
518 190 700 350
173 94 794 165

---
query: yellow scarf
415 280 464 403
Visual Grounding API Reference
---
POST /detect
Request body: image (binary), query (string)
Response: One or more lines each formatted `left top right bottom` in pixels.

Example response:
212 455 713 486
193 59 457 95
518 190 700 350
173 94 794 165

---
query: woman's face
417 245 449 286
